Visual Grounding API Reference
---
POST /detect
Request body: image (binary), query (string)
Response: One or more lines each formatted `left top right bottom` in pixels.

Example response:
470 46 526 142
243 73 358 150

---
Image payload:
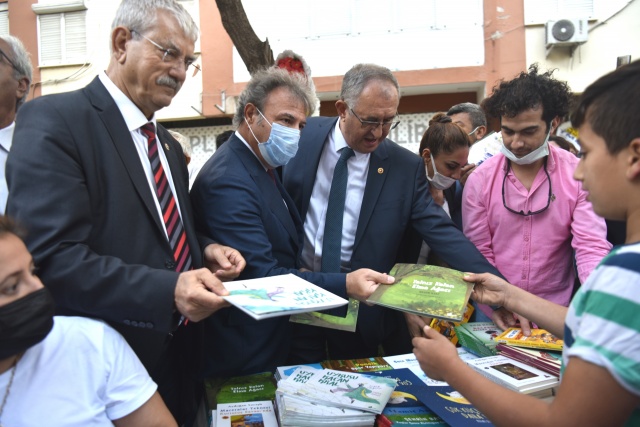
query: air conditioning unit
545 19 588 47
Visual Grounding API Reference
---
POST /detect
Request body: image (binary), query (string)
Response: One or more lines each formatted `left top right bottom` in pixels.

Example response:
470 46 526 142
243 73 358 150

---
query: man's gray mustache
157 75 180 90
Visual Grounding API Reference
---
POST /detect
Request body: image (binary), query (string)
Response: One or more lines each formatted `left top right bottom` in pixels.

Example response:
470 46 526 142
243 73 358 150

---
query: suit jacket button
124 319 131 326
165 260 175 269
131 320 139 327
146 322 154 329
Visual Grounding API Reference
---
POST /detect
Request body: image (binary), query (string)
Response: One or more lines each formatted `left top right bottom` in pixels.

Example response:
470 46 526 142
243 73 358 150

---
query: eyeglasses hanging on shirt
502 158 553 216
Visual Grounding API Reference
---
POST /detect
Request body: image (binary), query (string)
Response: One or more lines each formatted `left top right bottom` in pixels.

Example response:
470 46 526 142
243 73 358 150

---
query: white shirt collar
0 122 15 153
98 72 157 132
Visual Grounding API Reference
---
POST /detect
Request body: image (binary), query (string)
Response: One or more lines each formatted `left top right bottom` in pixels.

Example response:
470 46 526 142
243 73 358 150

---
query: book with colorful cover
496 344 562 377
429 303 474 345
289 297 360 332
383 348 478 387
216 400 278 427
494 328 564 351
465 355 559 394
368 368 448 426
455 322 500 358
322 357 393 373
277 367 397 414
275 362 324 382
222 273 348 320
366 264 474 322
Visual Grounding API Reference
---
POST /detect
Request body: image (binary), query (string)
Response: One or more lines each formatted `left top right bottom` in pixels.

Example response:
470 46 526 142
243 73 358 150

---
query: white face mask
426 154 456 190
500 125 551 165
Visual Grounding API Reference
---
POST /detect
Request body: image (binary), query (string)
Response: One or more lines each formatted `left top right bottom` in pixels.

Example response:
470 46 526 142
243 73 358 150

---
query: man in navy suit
282 63 503 361
6 0 244 423
191 67 394 378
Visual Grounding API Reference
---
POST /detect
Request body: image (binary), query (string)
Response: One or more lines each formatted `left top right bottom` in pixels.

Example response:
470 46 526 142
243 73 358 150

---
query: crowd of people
0 0 638 426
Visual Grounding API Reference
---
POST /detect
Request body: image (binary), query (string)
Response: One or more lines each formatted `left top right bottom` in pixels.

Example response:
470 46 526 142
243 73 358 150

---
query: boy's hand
465 272 512 308
404 313 432 338
412 325 459 381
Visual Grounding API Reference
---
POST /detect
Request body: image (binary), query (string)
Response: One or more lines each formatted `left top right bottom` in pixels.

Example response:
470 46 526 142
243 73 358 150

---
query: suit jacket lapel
354 140 390 252
231 138 300 244
299 118 336 219
84 78 165 235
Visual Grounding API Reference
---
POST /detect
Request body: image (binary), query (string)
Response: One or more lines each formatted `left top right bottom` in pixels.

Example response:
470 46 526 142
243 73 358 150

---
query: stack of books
276 366 397 427
465 355 559 398
454 322 500 357
494 328 564 351
496 344 562 377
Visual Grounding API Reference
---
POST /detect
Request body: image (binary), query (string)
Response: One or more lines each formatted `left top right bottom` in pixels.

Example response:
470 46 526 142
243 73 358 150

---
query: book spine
496 339 562 351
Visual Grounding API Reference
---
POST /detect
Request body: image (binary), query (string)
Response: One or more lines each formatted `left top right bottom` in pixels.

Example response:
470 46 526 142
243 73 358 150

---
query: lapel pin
378 167 384 174
164 143 170 151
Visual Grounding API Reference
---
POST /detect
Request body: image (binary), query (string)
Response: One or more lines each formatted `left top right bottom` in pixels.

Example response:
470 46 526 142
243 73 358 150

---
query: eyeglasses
130 29 201 77
468 126 480 136
502 159 553 216
349 107 400 131
0 48 19 73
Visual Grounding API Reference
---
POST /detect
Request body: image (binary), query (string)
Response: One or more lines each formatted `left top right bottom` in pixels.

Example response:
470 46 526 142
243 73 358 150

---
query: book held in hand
222 273 348 320
366 264 474 322
495 328 564 351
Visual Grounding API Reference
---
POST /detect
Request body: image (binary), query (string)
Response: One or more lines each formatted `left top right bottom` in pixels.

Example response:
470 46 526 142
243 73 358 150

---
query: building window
0 3 8 36
32 1 87 66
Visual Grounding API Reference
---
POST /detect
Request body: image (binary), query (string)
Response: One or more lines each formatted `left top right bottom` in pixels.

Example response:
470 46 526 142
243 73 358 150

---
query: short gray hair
112 0 198 45
447 102 487 128
233 68 317 127
340 63 400 109
0 35 32 109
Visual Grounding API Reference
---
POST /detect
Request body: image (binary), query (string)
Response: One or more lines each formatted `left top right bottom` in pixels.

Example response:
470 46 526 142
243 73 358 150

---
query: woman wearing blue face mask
416 112 471 264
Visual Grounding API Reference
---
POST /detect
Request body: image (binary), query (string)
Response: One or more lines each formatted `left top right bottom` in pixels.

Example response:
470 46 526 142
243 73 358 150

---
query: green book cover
366 264 474 322
289 297 359 332
206 371 277 409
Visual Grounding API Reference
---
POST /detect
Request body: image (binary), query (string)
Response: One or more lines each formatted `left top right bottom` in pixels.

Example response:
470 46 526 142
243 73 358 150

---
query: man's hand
345 269 394 303
412 325 461 381
175 268 230 322
203 243 245 281
459 163 477 187
465 272 512 308
404 313 432 338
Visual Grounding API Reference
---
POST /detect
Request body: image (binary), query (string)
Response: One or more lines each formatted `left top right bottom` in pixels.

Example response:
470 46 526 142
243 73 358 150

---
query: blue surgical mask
245 109 301 168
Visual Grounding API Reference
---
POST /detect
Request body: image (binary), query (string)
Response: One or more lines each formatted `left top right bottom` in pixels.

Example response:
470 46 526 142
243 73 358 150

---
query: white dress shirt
302 120 369 272
0 121 14 215
98 72 183 239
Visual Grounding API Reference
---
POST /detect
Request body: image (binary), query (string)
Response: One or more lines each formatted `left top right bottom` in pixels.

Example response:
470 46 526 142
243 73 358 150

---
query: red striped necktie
141 122 192 272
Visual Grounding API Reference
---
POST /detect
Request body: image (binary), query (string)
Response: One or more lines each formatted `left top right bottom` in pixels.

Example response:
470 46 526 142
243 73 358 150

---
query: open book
222 273 348 320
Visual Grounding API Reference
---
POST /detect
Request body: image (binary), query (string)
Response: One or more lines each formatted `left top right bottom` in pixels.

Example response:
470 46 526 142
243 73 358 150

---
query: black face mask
0 288 55 360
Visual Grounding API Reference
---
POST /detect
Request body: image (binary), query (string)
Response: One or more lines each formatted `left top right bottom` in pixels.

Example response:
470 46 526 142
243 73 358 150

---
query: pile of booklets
465 355 559 398
276 366 397 427
493 327 563 377
454 321 500 357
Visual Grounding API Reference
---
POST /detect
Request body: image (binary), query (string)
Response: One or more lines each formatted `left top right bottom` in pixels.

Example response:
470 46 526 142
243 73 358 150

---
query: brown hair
419 112 470 157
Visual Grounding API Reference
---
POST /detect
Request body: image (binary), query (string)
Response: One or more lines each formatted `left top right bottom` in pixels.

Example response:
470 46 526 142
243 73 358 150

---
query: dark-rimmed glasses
502 159 552 216
130 29 201 77
0 48 19 73
349 107 400 131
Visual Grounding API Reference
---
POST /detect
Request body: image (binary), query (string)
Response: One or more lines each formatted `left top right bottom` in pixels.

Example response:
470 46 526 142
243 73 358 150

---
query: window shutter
39 14 62 65
0 11 8 35
64 10 86 63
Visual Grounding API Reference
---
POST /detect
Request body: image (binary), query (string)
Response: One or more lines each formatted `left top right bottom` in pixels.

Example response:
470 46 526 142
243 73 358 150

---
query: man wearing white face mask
462 64 611 332
190 68 394 378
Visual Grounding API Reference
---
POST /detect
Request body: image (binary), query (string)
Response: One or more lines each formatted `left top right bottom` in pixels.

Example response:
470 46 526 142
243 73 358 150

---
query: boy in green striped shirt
412 60 640 427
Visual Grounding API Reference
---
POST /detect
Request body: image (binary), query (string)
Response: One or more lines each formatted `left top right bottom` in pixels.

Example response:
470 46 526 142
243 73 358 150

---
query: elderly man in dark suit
6 0 244 424
190 67 394 378
282 63 503 362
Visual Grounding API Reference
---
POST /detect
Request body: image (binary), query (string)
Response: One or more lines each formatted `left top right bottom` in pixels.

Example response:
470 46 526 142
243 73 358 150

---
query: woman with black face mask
0 217 177 427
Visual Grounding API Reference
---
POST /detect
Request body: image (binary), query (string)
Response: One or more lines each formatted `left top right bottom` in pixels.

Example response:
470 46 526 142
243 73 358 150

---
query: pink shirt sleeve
462 167 496 267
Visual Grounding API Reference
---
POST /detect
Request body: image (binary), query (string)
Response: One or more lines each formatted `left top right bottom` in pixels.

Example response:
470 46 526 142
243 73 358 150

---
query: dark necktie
321 147 355 272
141 123 192 272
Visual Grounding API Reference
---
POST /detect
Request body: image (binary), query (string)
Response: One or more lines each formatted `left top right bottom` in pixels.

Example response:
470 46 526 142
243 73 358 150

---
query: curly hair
572 60 640 154
482 64 571 130
419 112 470 157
